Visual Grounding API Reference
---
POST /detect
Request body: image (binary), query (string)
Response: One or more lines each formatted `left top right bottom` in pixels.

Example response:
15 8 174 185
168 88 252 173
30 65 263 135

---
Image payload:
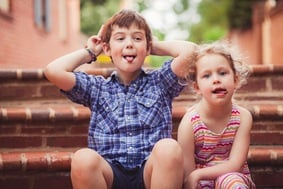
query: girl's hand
86 25 104 56
186 171 200 189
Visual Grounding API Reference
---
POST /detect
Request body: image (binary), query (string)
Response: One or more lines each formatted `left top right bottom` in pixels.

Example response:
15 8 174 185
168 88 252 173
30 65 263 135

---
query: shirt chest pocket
95 97 119 134
135 93 163 128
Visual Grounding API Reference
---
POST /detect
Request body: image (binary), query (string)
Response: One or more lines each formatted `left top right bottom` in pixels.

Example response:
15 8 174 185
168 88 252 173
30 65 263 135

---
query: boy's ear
147 40 153 56
102 43 111 56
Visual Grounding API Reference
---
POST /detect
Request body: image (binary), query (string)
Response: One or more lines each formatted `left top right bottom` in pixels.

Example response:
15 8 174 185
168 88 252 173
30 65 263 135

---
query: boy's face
103 24 150 75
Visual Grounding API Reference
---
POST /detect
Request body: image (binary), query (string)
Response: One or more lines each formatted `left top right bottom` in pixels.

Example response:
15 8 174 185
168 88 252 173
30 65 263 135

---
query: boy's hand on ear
86 25 104 56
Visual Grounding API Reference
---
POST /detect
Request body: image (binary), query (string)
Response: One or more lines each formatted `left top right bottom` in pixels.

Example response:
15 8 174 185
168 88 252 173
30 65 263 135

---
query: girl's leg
71 148 113 189
215 172 256 189
143 138 184 189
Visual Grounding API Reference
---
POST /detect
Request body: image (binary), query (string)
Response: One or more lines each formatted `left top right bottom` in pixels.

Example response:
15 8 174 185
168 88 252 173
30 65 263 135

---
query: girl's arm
188 106 253 183
151 40 197 78
177 110 197 189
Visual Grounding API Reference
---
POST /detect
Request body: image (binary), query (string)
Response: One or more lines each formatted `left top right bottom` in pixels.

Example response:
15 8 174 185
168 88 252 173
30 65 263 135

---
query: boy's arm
44 28 103 91
44 49 95 91
151 40 197 78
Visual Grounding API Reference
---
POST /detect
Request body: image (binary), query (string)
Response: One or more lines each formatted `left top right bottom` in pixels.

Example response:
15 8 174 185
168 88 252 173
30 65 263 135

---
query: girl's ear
234 74 239 84
234 75 240 89
193 81 201 94
102 42 111 56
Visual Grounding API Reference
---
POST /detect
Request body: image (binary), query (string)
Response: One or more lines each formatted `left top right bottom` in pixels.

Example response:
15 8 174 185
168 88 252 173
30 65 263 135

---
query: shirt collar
107 69 147 86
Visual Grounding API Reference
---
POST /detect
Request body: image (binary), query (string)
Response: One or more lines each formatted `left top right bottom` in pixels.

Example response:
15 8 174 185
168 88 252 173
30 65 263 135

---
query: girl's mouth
212 88 228 95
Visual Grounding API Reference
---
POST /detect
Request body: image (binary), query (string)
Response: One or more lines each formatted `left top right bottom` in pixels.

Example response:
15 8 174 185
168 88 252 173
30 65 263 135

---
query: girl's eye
202 74 210 78
219 71 227 76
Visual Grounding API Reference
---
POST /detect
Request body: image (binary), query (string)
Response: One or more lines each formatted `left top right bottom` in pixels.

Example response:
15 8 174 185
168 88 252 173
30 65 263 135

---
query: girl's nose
212 74 220 84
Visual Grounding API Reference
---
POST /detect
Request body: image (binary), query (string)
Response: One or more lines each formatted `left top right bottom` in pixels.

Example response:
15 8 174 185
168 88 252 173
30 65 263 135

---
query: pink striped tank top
190 104 253 187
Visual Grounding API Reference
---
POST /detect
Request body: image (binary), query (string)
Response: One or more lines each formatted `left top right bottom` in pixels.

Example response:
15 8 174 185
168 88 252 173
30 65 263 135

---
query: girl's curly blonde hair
188 40 250 89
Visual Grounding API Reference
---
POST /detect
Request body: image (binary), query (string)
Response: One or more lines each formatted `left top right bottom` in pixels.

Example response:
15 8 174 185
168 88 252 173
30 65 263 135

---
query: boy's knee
71 148 100 171
153 138 183 164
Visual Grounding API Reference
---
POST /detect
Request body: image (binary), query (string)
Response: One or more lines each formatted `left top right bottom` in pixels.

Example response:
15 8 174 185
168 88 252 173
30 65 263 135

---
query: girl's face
194 53 238 105
103 24 150 82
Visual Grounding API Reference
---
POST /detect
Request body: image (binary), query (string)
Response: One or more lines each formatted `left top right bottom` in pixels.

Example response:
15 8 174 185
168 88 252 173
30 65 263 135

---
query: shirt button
128 132 132 136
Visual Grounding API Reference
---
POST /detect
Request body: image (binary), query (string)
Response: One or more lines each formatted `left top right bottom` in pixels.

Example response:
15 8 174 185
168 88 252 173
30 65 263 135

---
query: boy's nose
125 39 133 48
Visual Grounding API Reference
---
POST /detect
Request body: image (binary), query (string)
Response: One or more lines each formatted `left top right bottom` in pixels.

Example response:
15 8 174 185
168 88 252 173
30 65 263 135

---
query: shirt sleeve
60 72 100 107
158 59 185 98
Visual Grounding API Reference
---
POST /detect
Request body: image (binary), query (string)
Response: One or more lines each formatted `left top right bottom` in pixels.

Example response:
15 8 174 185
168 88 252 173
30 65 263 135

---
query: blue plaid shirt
62 60 184 169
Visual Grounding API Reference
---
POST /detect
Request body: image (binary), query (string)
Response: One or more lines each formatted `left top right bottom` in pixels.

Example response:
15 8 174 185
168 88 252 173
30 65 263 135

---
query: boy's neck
116 69 142 86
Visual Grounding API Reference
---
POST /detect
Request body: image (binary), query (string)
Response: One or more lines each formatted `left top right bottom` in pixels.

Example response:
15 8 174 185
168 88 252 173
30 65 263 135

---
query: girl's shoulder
233 104 252 119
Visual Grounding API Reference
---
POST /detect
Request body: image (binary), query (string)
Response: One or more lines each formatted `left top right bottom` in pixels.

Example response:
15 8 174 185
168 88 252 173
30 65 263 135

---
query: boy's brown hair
101 9 152 50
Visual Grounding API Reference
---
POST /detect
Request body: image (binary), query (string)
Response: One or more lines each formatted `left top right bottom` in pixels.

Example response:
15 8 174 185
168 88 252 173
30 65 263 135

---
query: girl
178 41 256 189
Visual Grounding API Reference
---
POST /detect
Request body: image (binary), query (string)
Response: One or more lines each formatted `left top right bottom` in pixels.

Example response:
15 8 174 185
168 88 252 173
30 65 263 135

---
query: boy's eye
117 37 124 41
134 37 142 41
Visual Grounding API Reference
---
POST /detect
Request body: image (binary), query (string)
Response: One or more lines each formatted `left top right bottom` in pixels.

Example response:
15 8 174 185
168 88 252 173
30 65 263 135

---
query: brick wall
0 0 83 69
228 1 283 65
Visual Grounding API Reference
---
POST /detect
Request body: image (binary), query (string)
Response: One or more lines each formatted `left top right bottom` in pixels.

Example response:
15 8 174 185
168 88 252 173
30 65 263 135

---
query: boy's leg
143 138 184 189
71 148 113 189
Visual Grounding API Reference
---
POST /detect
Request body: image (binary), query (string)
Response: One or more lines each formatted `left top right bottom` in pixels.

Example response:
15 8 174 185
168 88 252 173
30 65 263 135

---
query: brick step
0 146 282 189
1 65 283 188
1 104 283 150
1 65 283 103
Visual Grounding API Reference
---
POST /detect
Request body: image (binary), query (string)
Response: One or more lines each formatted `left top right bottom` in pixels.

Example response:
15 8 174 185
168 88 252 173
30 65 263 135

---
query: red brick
4 108 27 121
69 125 88 134
0 177 32 189
1 152 22 171
33 174 72 189
46 151 73 171
0 136 42 148
271 76 283 90
30 108 50 122
20 125 68 135
251 132 283 145
46 136 87 148
52 107 75 121
24 152 49 171
0 126 17 135
240 77 267 92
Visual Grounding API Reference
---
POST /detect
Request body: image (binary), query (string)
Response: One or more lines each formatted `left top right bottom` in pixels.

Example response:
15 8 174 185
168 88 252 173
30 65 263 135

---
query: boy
44 9 196 189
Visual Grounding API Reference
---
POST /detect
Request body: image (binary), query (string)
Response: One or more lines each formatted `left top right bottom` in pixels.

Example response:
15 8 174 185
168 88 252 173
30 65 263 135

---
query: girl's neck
197 99 233 119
